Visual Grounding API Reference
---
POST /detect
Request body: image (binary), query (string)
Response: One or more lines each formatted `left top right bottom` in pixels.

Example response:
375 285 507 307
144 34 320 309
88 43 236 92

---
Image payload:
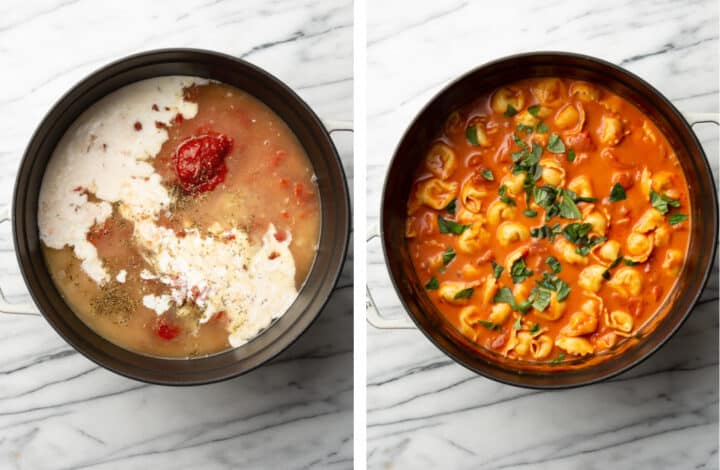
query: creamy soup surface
405 78 690 369
39 76 320 358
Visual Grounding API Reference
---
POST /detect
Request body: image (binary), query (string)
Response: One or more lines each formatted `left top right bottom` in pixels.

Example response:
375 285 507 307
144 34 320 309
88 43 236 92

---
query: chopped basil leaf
454 287 474 300
530 142 543 163
558 189 582 219
624 259 641 266
546 256 561 273
609 183 627 202
481 169 494 181
425 276 439 290
445 199 457 215
515 298 533 314
669 213 688 225
438 215 471 235
602 256 623 280
504 104 518 117
536 122 549 133
524 209 538 217
466 125 479 146
563 223 592 244
532 288 552 312
513 316 522 330
529 323 541 334
537 272 571 302
528 105 541 117
517 123 534 134
533 185 559 209
531 223 563 241
513 133 528 149
549 352 566 365
491 261 504 279
567 148 576 162
650 189 680 215
476 320 500 331
510 258 533 284
574 196 598 203
556 280 570 302
442 247 456 266
547 134 566 153
493 287 516 305
499 185 516 206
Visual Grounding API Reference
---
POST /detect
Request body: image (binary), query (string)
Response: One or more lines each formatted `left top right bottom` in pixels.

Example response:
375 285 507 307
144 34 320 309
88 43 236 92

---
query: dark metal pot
5 49 351 385
368 52 718 389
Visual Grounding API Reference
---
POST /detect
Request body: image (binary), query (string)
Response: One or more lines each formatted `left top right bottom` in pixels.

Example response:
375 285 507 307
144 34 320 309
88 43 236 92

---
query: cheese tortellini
607 267 642 296
461 176 489 213
497 221 530 247
416 178 458 210
425 143 457 180
491 87 525 114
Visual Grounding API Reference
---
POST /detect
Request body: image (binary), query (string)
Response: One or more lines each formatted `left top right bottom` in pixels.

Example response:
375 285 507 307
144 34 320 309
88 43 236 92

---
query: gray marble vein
366 1 719 469
0 0 353 469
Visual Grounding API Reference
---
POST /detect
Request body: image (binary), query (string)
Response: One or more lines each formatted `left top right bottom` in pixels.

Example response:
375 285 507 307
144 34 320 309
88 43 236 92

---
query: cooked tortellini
461 176 489 213
425 142 457 180
654 224 671 247
480 275 499 305
530 334 553 359
531 78 564 106
662 249 683 276
504 246 529 277
607 266 642 296
416 178 458 210
554 102 585 132
555 336 594 356
569 81 600 102
560 308 598 337
606 310 633 333
633 208 664 234
578 265 606 293
583 209 608 237
568 175 594 198
467 121 491 147
533 291 566 321
438 281 478 305
488 303 512 325
595 332 618 351
457 222 490 254
593 240 621 263
625 231 654 263
540 158 566 187
497 221 530 247
651 170 680 199
501 172 526 197
491 87 525 114
486 199 517 226
599 114 626 146
554 238 589 265
456 208 485 224
515 110 540 127
459 305 483 339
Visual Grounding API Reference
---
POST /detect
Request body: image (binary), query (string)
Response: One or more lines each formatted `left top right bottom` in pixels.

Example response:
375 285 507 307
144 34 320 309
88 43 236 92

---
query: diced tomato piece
156 318 180 340
274 230 287 242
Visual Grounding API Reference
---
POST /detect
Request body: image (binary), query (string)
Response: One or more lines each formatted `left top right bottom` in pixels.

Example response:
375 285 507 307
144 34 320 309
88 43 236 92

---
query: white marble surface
367 1 719 469
0 1 352 469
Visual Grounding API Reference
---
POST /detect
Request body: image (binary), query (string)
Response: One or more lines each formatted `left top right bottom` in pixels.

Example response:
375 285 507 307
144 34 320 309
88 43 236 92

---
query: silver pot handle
366 224 415 329
683 112 720 126
0 207 41 316
322 119 353 134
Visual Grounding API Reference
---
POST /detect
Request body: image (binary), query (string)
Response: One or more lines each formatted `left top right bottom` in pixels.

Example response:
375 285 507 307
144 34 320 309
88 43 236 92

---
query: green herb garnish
524 209 538 217
510 258 533 284
528 105 541 117
558 189 582 219
529 323 541 334
547 134 566 153
481 169 494 181
438 215 471 235
466 125 480 146
668 213 688 225
491 261 504 279
442 247 456 266
546 256 561 273
504 104 518 117
549 353 566 365
532 288 552 312
425 276 439 290
476 320 500 331
444 199 457 215
609 183 627 202
650 189 680 215
499 185 516 206
567 149 576 162
454 287 474 300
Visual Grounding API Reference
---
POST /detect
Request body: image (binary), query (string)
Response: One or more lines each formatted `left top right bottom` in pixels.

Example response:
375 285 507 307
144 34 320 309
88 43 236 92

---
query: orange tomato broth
405 77 690 366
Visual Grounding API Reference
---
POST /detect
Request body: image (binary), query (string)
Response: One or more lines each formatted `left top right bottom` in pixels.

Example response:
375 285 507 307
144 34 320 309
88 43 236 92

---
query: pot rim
12 48 351 385
379 50 718 389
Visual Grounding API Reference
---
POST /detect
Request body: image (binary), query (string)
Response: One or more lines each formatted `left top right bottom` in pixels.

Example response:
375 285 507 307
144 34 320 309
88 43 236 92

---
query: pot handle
683 112 720 126
322 119 353 134
366 224 415 329
0 207 41 316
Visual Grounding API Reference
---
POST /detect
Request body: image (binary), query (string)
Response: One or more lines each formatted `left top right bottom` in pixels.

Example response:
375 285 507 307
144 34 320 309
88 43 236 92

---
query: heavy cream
38 76 300 347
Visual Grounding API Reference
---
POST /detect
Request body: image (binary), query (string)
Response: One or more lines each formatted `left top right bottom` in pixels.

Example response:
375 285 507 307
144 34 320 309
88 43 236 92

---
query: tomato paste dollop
173 133 233 193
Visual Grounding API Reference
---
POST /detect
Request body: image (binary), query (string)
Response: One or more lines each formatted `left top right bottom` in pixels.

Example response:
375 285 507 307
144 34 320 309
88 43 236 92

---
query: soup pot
367 52 718 389
2 49 351 385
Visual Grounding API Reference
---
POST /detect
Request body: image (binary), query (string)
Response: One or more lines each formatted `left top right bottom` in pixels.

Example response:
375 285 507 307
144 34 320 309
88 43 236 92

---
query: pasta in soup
406 78 690 366
39 77 320 358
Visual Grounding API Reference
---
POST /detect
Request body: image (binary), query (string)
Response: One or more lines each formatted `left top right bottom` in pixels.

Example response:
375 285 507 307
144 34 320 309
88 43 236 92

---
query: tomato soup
39 77 320 358
405 78 690 366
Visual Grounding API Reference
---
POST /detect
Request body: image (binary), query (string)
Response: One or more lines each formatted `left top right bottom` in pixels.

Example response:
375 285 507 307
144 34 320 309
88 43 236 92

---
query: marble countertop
0 0 353 469
366 1 718 469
